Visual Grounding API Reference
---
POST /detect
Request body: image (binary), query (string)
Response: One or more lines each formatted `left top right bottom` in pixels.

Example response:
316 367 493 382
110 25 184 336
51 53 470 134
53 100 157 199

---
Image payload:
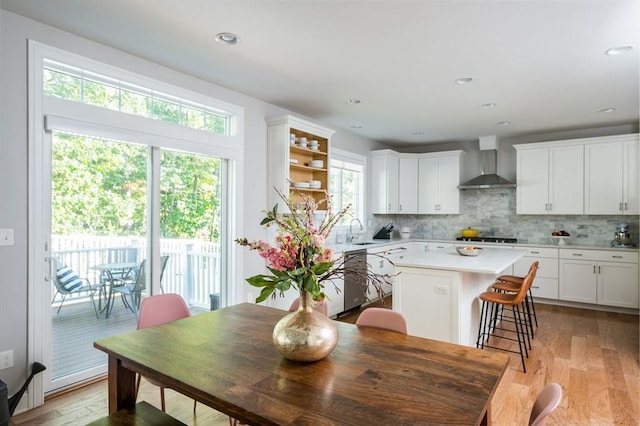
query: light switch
0 229 14 246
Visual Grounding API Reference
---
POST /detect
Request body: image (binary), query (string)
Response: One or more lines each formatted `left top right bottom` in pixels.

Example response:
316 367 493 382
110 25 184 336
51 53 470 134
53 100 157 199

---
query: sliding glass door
46 131 225 392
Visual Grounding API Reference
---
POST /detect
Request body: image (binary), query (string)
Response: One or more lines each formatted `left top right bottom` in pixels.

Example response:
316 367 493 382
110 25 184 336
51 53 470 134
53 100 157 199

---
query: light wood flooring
12 301 639 425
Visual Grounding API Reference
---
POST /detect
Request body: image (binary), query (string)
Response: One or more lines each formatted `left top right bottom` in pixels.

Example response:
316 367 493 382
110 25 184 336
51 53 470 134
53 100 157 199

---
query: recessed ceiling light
497 121 511 126
350 125 362 129
605 45 633 56
480 103 496 109
456 77 473 84
346 99 361 105
215 32 241 45
597 107 616 113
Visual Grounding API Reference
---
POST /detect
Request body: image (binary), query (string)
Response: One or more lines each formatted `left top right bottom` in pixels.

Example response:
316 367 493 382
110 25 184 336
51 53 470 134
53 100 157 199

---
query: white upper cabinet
418 151 463 214
398 155 418 214
371 150 400 214
515 142 584 214
371 150 462 215
584 135 639 215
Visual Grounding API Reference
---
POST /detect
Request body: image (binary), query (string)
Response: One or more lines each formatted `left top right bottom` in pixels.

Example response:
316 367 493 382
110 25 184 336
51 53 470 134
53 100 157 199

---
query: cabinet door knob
598 266 601 274
612 255 623 259
572 253 582 256
530 251 540 254
593 265 596 274
624 202 628 211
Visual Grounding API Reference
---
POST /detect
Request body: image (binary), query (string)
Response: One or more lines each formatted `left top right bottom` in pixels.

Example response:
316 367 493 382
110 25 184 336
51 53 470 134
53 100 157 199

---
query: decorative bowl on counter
456 246 482 256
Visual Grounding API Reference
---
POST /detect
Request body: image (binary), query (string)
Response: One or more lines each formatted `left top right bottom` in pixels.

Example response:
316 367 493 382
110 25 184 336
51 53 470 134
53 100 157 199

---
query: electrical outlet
434 285 449 295
0 350 13 370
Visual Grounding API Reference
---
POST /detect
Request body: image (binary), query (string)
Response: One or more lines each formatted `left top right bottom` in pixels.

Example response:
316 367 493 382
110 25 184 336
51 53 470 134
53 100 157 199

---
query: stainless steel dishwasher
342 249 367 314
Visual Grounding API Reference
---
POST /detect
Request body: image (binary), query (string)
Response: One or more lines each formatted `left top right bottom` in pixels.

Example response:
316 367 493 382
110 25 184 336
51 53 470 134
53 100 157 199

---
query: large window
329 149 365 226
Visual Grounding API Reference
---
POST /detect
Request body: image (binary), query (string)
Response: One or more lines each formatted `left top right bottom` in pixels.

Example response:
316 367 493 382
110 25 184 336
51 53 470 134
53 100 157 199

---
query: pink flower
315 247 334 263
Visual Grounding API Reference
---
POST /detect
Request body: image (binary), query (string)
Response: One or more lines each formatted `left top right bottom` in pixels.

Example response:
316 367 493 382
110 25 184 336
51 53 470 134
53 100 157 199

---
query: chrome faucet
347 218 364 243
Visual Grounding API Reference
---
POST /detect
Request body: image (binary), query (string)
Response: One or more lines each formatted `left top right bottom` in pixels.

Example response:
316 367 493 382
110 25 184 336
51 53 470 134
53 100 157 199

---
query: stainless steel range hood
458 136 516 189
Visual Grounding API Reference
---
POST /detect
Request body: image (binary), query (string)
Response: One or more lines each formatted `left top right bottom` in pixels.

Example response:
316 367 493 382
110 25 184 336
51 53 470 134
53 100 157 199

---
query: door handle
593 265 596 274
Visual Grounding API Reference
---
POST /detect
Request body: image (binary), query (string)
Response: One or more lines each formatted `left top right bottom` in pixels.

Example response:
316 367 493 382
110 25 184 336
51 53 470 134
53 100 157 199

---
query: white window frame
330 148 366 230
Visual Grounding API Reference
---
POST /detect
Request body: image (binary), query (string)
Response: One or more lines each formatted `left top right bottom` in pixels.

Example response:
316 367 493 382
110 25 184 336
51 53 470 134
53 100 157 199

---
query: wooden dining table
94 303 509 425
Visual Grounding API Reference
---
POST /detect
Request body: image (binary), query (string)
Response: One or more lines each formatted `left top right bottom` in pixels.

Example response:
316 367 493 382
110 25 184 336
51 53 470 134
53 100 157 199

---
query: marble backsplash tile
368 188 639 247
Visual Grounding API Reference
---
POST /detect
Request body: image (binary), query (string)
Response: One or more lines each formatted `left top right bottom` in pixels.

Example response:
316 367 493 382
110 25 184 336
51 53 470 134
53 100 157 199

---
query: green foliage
52 133 221 241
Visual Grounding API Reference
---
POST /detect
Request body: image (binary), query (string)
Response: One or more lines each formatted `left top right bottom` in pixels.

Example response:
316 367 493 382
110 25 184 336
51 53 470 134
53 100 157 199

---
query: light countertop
395 247 528 274
330 238 638 254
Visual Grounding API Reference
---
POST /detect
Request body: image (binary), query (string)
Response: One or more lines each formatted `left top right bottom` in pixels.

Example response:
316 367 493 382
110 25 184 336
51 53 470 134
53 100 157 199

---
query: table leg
107 354 137 414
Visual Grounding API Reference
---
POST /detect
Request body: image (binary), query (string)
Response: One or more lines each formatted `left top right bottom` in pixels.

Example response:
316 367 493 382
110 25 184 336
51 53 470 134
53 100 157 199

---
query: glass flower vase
272 290 338 362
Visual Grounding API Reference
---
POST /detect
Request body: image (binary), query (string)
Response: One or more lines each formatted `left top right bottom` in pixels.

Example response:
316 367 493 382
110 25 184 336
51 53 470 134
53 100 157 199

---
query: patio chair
49 257 102 319
107 259 146 319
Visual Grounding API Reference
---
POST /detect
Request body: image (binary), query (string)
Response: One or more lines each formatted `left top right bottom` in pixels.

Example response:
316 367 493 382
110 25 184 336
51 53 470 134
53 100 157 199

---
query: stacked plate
309 160 324 168
308 180 321 189
297 137 308 148
289 133 296 145
309 140 319 151
293 182 310 189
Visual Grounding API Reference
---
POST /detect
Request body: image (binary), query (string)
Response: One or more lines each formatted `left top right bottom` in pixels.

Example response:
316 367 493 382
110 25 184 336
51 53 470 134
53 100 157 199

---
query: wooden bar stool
492 261 539 339
476 263 538 373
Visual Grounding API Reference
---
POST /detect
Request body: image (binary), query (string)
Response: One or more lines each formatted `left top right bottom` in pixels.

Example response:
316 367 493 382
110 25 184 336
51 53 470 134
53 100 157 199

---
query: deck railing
51 235 220 309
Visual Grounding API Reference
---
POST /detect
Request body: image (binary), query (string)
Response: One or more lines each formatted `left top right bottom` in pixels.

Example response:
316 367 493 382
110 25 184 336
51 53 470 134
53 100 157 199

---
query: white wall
0 9 381 394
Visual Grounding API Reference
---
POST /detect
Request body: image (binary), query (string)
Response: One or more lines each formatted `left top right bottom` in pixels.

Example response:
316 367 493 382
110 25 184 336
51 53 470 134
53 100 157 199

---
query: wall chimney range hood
458 135 516 190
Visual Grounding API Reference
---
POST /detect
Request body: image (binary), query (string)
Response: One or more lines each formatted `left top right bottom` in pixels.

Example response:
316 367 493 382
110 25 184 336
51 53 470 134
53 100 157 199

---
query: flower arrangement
236 188 391 304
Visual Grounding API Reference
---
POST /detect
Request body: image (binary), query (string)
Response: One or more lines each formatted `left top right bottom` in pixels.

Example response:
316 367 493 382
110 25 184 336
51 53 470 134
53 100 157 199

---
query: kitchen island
393 247 527 346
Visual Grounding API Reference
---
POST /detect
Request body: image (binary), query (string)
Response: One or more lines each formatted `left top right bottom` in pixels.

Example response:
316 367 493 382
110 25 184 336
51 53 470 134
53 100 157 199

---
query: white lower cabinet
324 276 344 318
559 249 639 309
367 243 412 298
513 247 559 300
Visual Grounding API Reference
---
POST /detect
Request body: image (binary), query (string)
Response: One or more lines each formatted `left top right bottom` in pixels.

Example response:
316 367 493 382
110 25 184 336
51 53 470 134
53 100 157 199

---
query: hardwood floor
12 300 639 425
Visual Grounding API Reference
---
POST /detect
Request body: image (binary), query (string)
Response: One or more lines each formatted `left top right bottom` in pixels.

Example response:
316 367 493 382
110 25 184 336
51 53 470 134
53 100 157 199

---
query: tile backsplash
368 188 639 247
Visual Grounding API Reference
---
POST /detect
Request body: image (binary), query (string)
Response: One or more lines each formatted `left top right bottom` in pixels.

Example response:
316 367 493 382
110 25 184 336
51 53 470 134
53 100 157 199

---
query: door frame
27 40 243 406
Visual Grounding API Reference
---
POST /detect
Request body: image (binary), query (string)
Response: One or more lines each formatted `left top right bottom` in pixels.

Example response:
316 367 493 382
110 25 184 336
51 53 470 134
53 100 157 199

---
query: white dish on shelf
308 180 321 189
289 159 298 164
310 146 319 151
309 160 324 168
298 142 308 148
551 235 570 246
293 182 310 188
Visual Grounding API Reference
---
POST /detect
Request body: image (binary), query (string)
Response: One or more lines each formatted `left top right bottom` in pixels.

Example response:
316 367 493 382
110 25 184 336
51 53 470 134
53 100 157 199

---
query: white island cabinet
393 247 526 347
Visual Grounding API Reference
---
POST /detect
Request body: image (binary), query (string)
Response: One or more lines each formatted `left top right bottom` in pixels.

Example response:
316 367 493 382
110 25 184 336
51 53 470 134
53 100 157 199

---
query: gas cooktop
456 237 518 244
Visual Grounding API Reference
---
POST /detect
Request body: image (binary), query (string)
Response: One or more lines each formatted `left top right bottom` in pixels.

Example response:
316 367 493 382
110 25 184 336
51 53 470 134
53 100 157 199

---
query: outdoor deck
52 298 207 380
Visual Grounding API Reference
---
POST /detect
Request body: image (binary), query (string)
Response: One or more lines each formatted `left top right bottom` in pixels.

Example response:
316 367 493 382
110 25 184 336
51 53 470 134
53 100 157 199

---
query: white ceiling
2 0 638 146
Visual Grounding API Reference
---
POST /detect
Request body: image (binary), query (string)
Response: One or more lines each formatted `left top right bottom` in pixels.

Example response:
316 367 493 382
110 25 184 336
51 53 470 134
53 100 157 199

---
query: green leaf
245 274 276 287
256 286 276 303
312 262 333 275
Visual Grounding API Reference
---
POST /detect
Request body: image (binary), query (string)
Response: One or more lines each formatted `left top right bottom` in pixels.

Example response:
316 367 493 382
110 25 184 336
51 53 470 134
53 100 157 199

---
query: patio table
90 262 139 317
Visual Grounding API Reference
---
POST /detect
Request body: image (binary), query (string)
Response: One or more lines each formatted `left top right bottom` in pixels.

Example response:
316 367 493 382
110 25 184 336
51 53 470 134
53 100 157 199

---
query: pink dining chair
355 307 408 334
529 383 562 426
137 294 239 424
289 297 328 316
136 293 191 412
